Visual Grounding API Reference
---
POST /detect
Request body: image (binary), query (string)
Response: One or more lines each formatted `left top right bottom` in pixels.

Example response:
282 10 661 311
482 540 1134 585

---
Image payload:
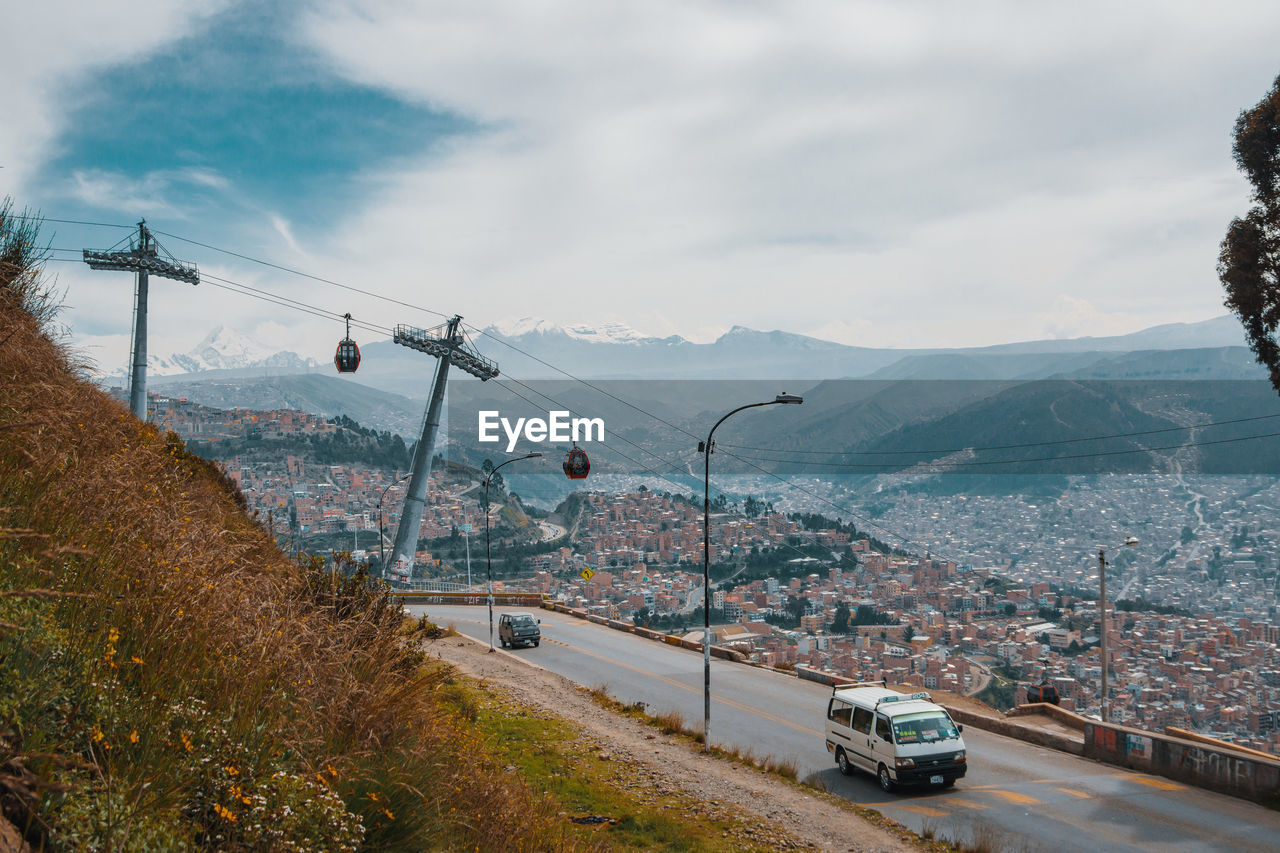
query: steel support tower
388 316 498 577
83 221 199 421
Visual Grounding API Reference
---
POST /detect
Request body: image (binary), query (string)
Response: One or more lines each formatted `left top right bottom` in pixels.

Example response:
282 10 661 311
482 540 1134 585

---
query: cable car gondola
1024 680 1060 705
335 312 361 373
563 444 590 479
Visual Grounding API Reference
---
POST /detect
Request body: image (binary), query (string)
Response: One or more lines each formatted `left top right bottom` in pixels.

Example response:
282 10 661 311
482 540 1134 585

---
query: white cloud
288 0 1280 349
27 1 1280 368
1032 296 1139 341
0 1 230 196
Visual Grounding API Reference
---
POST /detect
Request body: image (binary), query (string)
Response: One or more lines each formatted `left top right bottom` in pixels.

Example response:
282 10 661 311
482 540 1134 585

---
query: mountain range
102 326 321 382
116 314 1255 392
106 314 1280 490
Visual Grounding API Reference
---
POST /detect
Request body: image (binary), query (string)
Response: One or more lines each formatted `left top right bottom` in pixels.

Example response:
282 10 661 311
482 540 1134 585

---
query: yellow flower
382 807 395 821
225 765 239 776
91 726 105 743
129 730 139 745
214 803 236 822
130 656 144 665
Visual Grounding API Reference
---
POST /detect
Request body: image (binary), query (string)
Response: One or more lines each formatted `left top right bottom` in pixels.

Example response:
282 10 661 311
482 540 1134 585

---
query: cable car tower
83 220 199 421
388 316 498 578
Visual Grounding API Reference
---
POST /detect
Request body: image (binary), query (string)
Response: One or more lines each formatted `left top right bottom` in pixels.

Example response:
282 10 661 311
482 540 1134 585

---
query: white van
824 683 967 792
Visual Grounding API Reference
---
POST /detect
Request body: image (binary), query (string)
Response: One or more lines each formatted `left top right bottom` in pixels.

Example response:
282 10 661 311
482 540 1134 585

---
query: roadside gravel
426 632 922 853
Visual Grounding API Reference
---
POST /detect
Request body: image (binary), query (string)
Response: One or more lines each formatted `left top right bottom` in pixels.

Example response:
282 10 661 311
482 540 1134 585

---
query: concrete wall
1083 721 1280 806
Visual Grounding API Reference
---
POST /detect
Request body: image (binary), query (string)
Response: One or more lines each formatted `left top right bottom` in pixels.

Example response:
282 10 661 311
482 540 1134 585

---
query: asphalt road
413 605 1280 852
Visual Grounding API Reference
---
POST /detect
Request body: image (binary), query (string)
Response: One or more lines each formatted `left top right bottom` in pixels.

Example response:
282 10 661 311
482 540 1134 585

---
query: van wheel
836 749 852 776
877 764 896 793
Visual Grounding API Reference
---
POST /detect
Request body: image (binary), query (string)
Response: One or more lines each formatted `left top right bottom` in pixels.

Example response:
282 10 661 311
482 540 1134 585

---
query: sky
3 0 1280 375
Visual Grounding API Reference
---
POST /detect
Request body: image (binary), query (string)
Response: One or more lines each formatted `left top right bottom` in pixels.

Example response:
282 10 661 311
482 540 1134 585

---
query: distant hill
150 373 423 435
1057 347 1268 381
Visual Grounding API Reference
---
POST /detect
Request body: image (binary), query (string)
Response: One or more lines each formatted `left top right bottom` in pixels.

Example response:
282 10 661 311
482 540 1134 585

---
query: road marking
947 799 990 811
1127 776 1186 791
891 804 950 817
1055 787 1091 799
982 789 1041 805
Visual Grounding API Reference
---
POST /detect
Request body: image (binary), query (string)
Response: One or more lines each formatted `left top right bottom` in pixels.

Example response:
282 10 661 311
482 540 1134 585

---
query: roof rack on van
830 679 887 695
873 691 933 709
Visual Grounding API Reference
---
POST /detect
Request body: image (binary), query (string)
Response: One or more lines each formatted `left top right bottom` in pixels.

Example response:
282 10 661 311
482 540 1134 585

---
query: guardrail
392 590 547 607
540 600 747 662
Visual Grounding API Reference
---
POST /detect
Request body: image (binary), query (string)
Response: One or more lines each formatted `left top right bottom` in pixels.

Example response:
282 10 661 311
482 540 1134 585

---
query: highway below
410 604 1280 852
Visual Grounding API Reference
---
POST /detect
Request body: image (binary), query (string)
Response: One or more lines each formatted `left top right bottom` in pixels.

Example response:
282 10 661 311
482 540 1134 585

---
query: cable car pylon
83 220 199 421
387 316 498 579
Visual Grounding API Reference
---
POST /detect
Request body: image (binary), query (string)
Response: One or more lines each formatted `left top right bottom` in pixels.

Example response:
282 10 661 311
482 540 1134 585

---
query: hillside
0 207 568 850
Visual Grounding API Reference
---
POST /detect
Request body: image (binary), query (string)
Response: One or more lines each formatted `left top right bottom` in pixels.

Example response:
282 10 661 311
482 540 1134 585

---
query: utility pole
1098 547 1108 722
1097 537 1138 723
388 316 498 579
83 221 199 421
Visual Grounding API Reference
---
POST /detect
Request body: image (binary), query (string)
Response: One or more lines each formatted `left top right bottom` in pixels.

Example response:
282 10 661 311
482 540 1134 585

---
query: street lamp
485 453 543 652
1098 536 1139 723
378 473 411 577
700 392 803 751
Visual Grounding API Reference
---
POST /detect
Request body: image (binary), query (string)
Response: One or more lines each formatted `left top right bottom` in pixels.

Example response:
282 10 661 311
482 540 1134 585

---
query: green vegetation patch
448 680 781 852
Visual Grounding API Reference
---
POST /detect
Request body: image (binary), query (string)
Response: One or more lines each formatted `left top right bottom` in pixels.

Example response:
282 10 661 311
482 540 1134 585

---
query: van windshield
511 616 536 627
891 712 958 744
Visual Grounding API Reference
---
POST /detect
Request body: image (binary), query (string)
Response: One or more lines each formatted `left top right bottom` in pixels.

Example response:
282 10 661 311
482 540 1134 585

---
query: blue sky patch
39 4 472 236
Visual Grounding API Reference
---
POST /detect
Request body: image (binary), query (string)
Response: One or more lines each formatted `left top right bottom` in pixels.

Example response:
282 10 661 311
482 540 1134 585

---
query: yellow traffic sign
580 567 595 581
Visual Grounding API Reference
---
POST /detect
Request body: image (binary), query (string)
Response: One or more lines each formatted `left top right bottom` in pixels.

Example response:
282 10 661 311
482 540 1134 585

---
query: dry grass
584 686 800 781
0 204 582 850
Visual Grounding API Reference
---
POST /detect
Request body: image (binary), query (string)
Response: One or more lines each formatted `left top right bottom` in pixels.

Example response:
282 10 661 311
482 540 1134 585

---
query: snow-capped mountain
101 326 321 382
486 317 682 345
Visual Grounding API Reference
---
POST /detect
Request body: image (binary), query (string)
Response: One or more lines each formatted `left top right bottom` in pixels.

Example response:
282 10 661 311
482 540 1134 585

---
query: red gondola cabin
335 313 361 373
1025 682 1060 705
563 445 590 479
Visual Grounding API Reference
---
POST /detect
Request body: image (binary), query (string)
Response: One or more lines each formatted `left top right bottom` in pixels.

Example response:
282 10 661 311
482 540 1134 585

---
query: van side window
875 714 893 742
828 700 852 727
852 706 873 735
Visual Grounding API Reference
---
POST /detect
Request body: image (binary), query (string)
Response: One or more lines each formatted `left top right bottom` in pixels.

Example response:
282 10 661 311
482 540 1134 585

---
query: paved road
536 520 567 541
413 605 1280 852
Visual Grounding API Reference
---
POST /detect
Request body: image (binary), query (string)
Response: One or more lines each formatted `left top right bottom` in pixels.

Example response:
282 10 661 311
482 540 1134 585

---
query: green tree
1220 72 1280 393
831 601 851 634
786 595 809 624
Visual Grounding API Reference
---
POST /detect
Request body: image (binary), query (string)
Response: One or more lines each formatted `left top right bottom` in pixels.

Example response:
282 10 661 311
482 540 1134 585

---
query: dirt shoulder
425 632 921 853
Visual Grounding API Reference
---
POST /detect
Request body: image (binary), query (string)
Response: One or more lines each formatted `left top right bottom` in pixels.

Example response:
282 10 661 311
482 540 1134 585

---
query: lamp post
378 473 411 577
1098 536 1139 723
700 393 802 752
485 453 542 652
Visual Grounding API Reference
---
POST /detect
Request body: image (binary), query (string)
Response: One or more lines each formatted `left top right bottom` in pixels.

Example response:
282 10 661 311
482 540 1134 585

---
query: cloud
290 0 1280 349
0 1 230 195
25 0 1280 370
1033 296 1139 341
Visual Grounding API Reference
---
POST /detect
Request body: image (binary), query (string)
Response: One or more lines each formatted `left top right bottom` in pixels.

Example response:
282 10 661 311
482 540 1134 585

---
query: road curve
413 605 1280 852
